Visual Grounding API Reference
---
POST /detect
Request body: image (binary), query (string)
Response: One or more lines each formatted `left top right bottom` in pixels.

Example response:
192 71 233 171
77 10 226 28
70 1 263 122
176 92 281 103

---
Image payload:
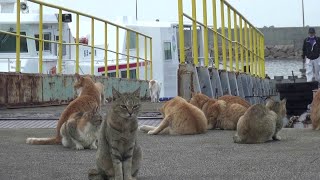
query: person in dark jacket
302 27 320 82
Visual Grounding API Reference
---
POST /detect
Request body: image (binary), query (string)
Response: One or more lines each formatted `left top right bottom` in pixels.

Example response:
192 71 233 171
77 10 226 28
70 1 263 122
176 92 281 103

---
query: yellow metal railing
178 0 265 78
1 0 152 80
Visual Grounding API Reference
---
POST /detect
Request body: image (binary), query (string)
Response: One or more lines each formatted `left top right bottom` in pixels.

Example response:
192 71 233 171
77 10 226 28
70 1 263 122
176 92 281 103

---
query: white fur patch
77 123 97 147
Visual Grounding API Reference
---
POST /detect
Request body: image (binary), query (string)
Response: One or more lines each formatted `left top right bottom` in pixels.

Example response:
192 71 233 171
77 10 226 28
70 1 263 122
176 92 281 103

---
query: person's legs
314 57 320 83
306 58 314 82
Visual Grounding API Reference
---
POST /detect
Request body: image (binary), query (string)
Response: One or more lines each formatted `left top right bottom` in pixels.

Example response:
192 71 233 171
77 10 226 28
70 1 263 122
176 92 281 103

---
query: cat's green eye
120 105 127 109
133 105 139 109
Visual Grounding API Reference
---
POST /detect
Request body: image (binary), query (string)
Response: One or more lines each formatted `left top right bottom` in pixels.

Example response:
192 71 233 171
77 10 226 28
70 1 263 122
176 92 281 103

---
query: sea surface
265 59 303 79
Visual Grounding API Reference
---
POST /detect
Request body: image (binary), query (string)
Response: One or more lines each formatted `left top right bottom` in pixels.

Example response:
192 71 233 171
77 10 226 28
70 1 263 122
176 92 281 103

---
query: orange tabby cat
139 96 207 135
218 95 250 108
26 73 101 145
189 93 249 130
311 89 320 130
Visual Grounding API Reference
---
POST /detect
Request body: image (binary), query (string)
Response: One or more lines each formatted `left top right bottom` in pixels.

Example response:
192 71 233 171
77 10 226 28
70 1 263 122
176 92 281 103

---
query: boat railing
0 0 152 80
0 56 145 73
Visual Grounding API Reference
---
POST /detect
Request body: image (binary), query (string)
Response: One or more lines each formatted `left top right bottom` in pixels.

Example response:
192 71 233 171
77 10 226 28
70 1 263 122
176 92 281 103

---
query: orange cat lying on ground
218 95 250 108
26 73 101 145
311 89 320 130
139 96 207 135
189 93 249 130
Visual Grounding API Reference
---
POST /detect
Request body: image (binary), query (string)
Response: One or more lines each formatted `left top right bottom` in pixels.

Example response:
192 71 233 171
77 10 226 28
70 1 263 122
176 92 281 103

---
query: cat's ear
112 87 121 99
75 73 80 80
265 98 274 106
75 73 83 82
133 87 141 98
281 98 287 106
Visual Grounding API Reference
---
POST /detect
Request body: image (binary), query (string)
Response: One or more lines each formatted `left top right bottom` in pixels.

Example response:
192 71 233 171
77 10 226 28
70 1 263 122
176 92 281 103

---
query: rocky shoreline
265 45 302 60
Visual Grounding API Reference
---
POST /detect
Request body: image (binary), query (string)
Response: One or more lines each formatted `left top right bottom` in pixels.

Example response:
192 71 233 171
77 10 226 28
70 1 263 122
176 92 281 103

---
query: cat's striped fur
88 87 142 180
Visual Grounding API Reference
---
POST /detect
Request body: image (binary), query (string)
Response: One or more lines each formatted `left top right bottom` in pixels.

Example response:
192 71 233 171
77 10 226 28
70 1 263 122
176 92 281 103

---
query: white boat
0 0 181 98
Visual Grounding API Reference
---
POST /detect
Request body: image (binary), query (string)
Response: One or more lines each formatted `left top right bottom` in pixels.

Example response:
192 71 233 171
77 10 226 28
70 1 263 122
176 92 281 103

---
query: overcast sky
41 0 318 28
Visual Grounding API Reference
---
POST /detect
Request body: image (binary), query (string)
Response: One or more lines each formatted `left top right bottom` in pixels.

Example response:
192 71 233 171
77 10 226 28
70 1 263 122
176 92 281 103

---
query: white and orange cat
60 107 103 150
26 73 101 145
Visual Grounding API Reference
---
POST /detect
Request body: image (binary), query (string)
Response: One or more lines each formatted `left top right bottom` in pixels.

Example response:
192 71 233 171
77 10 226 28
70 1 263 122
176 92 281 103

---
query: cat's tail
139 125 156 132
26 136 61 145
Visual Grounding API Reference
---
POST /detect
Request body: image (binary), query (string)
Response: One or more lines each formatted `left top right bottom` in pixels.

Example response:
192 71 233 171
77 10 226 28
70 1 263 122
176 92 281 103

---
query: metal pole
136 0 138 21
302 0 305 27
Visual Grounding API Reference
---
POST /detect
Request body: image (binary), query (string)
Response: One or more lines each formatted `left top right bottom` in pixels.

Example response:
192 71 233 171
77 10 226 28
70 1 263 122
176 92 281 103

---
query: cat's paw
233 134 241 143
147 130 156 135
273 135 281 141
124 176 136 180
138 125 147 132
75 144 84 150
90 143 98 150
88 169 104 180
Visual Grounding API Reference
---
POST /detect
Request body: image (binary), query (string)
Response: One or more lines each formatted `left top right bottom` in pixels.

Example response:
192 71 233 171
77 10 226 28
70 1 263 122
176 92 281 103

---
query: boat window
120 69 136 79
34 33 51 51
108 72 116 77
129 31 136 49
130 69 136 79
53 36 66 56
0 32 28 53
164 42 172 60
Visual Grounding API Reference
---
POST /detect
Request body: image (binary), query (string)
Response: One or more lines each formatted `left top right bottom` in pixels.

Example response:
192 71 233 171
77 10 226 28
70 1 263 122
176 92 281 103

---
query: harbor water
265 59 303 79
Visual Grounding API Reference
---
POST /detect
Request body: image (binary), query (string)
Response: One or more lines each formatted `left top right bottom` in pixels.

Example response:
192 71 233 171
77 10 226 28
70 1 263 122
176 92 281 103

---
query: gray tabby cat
233 98 287 144
88 87 142 180
60 107 103 150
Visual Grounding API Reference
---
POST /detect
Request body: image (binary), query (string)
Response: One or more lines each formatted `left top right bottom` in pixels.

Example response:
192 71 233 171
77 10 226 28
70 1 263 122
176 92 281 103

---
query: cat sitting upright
26 73 101 145
60 106 102 150
88 87 142 180
233 98 287 144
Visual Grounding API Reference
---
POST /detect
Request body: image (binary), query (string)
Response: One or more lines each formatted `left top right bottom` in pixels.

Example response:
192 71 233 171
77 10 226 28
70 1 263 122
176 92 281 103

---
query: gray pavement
1 128 320 180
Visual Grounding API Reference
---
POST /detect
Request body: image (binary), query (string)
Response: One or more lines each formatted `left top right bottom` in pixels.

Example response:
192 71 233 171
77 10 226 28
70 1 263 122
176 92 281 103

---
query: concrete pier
0 103 320 179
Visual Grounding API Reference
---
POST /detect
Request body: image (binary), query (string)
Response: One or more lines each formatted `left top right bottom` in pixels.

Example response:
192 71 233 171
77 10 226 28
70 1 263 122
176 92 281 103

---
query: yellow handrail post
227 6 233 71
244 22 249 74
144 37 147 80
191 0 198 66
203 0 209 67
178 0 185 64
256 32 260 77
249 26 253 75
116 27 119 78
261 36 265 78
150 38 153 80
239 16 244 72
75 14 80 74
136 33 140 79
58 9 63 74
104 22 108 77
91 18 95 75
212 0 219 69
220 0 227 70
39 4 43 73
234 11 239 72
253 29 256 76
16 0 21 73
126 30 130 79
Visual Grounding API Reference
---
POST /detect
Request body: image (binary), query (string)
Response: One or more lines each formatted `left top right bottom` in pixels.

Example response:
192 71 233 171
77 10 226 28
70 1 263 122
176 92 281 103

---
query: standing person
302 27 320 83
